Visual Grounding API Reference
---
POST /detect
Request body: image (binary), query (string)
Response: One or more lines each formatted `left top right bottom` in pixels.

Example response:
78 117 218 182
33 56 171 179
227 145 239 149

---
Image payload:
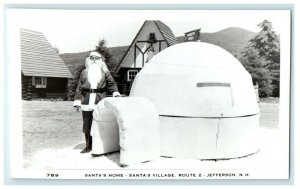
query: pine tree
249 20 280 96
240 20 280 97
240 45 274 97
95 39 115 74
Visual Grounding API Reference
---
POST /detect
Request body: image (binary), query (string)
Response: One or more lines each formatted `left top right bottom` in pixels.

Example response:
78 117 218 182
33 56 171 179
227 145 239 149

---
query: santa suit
73 52 120 153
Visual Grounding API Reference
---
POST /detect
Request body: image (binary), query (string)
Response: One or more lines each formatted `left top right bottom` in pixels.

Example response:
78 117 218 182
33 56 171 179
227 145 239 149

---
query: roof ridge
20 28 44 35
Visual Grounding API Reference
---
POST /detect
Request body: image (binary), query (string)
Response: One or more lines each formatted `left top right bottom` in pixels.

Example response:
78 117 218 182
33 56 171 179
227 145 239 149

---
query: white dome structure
130 42 259 117
130 42 261 159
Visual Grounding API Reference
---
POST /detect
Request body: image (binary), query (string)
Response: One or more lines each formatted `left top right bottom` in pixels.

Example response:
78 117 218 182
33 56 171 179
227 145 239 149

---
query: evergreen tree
240 45 274 97
240 20 280 97
249 20 280 96
95 39 115 74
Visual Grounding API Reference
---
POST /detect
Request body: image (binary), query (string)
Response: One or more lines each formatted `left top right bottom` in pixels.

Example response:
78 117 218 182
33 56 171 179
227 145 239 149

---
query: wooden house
113 20 179 95
21 29 73 100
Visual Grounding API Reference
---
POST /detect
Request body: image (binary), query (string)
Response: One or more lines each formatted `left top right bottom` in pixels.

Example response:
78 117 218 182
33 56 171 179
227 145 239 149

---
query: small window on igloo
196 82 233 107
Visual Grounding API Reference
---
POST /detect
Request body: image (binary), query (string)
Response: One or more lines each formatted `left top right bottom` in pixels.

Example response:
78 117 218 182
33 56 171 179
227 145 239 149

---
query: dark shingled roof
155 20 179 46
21 28 72 78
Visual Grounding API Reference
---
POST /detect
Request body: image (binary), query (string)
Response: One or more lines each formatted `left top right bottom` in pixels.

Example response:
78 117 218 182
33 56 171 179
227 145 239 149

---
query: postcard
4 7 291 180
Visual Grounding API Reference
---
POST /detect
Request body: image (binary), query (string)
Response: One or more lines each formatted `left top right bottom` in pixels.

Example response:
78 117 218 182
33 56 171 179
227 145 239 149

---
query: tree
240 20 280 97
249 20 280 96
240 45 274 97
95 39 115 74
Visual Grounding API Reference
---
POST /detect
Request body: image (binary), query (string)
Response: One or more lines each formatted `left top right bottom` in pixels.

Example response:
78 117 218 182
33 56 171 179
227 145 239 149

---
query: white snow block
104 97 161 166
91 100 120 155
91 97 161 166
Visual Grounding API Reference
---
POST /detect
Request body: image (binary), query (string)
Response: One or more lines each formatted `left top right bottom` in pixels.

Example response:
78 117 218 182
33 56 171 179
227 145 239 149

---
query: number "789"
47 173 59 177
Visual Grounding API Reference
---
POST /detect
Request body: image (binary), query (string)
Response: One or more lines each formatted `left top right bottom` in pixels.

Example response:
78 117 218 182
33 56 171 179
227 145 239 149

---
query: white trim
127 70 138 81
32 76 47 86
43 77 47 85
113 92 121 97
73 100 81 107
32 76 35 85
81 104 95 111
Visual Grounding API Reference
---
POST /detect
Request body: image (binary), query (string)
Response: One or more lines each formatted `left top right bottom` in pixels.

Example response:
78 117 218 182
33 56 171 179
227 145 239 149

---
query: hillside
61 27 256 75
177 27 256 56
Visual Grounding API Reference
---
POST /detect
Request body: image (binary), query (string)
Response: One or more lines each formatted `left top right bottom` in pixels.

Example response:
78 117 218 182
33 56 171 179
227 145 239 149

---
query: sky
6 9 290 54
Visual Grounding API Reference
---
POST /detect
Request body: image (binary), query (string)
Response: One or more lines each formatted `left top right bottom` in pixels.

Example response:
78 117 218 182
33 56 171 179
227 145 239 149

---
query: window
127 70 138 81
148 33 156 42
32 76 47 88
196 82 233 106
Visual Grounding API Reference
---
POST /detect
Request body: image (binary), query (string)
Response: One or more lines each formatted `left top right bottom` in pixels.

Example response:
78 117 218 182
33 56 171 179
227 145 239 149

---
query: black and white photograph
4 7 291 180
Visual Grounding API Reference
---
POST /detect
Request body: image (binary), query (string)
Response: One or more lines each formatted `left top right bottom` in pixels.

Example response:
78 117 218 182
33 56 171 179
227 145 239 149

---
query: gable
114 20 179 74
121 21 168 68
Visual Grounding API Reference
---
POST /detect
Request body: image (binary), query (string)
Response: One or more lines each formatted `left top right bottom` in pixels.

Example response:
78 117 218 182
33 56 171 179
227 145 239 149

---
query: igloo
130 42 260 159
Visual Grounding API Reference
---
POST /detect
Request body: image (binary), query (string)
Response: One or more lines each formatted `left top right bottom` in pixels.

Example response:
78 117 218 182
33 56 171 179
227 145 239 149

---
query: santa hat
89 51 102 58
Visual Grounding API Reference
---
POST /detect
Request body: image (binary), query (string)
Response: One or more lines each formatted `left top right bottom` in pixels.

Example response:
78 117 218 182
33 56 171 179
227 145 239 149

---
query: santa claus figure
73 51 121 153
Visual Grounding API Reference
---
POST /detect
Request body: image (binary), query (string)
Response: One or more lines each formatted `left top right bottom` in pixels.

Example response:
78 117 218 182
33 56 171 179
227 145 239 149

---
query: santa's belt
82 88 106 93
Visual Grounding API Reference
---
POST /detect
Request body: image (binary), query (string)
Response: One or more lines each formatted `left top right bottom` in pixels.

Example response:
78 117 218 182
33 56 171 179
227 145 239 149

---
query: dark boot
89 135 92 150
80 134 92 153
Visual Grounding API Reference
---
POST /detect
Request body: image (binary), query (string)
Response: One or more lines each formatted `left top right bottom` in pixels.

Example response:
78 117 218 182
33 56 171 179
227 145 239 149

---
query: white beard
86 59 104 108
87 61 103 89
